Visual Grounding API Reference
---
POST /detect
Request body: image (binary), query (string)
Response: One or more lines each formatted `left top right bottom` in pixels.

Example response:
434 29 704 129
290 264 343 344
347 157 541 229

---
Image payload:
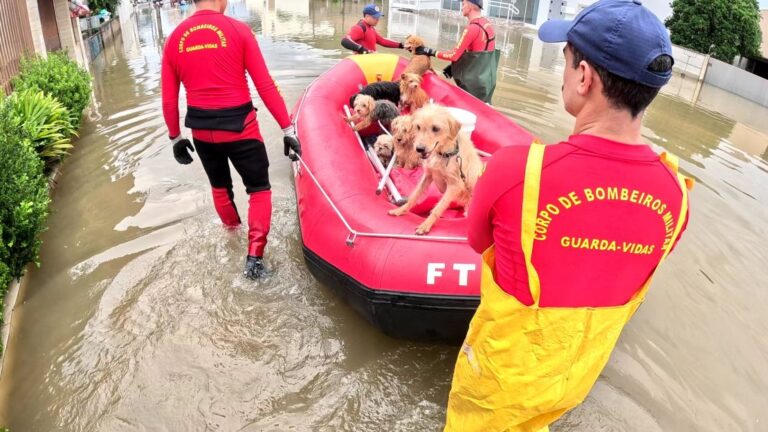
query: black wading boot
243 255 267 280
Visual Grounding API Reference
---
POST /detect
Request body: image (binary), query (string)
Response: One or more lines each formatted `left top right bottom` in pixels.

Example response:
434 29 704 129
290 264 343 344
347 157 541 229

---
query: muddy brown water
1 1 767 431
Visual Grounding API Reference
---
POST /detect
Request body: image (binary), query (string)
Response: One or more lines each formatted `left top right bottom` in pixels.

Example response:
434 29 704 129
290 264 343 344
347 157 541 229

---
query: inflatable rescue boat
292 54 532 342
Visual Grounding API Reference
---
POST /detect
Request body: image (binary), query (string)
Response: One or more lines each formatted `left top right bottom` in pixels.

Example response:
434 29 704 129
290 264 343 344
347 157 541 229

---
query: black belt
185 102 255 132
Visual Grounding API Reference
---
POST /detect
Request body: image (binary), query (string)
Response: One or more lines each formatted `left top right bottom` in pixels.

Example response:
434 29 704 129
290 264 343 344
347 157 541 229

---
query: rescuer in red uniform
161 0 301 279
341 3 403 54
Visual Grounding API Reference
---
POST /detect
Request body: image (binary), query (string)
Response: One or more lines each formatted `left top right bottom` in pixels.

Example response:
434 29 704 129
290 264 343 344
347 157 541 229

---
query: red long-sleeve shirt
161 9 291 142
437 18 495 62
344 20 401 53
468 135 689 308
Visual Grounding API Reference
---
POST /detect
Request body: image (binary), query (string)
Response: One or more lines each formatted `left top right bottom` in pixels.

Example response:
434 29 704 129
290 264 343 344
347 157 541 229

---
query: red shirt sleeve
161 39 182 138
375 30 401 48
241 26 291 129
437 24 480 62
468 147 527 253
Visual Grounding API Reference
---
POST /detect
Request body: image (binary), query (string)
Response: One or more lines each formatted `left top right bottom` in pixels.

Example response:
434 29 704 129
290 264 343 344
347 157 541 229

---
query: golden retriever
390 115 421 169
402 35 433 76
373 134 394 167
388 105 484 235
399 73 429 114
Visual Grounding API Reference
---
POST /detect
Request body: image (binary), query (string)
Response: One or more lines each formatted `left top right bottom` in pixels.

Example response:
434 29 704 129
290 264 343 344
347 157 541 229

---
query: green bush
0 101 50 291
5 90 78 166
12 52 92 127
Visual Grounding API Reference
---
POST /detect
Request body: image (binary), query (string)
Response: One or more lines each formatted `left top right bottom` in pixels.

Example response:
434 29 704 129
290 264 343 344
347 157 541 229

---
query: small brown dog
389 115 421 169
373 134 394 167
344 95 400 132
399 73 429 114
402 35 433 76
388 105 484 235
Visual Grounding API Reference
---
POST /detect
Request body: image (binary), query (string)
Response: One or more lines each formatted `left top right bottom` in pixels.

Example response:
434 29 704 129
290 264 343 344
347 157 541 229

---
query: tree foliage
666 0 763 62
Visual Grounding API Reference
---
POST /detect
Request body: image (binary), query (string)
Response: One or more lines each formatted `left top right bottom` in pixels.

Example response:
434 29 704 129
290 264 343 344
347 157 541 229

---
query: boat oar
375 121 396 196
343 105 403 203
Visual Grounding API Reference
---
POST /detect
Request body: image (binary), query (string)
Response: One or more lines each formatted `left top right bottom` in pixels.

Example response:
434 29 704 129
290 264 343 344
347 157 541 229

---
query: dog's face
353 95 374 117
374 135 394 159
403 35 425 53
412 105 461 159
400 73 423 90
390 115 414 149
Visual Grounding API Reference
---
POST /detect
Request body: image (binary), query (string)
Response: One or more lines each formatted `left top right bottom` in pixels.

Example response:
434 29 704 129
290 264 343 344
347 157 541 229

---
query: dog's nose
416 146 425 154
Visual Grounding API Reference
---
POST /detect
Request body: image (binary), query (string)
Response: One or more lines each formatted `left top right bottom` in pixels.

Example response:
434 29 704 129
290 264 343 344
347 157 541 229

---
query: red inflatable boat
292 54 532 342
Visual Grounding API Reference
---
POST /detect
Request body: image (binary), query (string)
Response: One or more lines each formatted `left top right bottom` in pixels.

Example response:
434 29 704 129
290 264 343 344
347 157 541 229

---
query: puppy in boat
373 135 394 167
390 115 421 169
399 73 429 114
388 104 484 235
402 35 433 76
344 95 400 132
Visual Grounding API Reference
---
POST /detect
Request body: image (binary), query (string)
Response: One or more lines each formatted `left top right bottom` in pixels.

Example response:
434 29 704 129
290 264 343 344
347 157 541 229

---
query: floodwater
1 1 767 431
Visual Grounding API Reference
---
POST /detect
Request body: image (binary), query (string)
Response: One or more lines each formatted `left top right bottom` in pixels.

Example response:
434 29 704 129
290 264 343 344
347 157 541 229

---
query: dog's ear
400 73 407 81
448 114 461 139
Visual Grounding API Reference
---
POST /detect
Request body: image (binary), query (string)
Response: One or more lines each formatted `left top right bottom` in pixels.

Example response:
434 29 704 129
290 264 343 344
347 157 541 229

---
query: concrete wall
705 57 768 107
53 0 88 67
25 0 48 55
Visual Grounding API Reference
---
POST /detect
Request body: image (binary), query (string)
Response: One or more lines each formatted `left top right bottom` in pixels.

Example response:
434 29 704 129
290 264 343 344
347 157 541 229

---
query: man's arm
161 42 181 138
341 24 368 53
375 31 402 49
436 25 479 62
242 28 291 129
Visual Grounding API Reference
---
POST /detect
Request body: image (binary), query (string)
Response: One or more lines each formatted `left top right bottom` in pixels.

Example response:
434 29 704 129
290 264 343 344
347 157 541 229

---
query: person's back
471 136 687 308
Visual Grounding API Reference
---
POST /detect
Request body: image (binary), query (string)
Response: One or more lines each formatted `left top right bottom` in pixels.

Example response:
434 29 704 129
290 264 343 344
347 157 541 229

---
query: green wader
452 22 500 103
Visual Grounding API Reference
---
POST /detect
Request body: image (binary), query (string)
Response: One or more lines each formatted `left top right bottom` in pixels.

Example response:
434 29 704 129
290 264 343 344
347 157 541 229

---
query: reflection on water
0 1 766 431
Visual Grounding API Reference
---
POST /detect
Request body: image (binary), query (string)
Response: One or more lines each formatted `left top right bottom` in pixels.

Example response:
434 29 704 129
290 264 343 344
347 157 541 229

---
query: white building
391 0 672 28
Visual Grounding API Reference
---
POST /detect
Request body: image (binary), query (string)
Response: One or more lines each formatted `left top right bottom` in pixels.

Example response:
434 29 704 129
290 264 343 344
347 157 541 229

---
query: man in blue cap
341 3 403 54
443 1 691 431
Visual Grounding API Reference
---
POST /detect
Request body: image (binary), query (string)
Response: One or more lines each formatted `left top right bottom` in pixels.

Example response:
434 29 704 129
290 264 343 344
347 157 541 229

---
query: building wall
705 57 768 107
52 0 88 67
26 0 48 55
0 0 36 93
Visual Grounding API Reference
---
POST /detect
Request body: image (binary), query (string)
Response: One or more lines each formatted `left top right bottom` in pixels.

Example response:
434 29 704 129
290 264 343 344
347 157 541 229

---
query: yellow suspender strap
521 141 545 306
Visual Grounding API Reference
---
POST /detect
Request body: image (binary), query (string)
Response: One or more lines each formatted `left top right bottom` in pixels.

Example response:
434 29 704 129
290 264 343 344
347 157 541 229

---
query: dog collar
438 139 460 159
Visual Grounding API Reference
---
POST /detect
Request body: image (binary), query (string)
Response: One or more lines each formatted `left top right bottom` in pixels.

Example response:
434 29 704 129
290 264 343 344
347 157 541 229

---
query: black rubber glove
358 46 370 54
415 46 436 57
398 42 404 49
172 136 194 165
443 64 453 79
283 125 301 161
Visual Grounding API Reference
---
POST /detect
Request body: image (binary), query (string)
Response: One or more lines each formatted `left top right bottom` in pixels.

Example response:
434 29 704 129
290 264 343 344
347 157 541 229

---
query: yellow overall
444 143 691 432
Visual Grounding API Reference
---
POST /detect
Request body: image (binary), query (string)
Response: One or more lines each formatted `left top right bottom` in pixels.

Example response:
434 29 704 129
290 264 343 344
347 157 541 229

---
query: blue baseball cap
363 4 384 19
466 0 483 8
539 0 673 88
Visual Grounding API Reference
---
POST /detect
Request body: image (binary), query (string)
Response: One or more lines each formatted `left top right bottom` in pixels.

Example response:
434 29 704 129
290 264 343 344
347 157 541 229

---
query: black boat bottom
303 246 479 344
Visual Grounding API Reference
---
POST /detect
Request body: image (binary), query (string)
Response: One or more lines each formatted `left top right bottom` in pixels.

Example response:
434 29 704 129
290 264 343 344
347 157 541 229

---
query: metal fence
0 0 36 94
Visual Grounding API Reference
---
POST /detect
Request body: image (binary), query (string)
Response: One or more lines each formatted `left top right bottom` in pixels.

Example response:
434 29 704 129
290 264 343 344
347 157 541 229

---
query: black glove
358 46 370 54
442 64 453 79
283 125 301 161
398 42 404 49
415 46 436 57
172 136 194 165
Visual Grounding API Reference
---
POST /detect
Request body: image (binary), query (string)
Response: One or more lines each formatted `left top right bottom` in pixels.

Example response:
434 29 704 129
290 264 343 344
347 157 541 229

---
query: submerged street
1 1 767 430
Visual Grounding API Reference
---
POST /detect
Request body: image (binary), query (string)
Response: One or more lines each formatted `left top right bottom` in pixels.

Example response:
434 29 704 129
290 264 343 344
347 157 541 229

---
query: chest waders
444 142 693 432
452 22 501 103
